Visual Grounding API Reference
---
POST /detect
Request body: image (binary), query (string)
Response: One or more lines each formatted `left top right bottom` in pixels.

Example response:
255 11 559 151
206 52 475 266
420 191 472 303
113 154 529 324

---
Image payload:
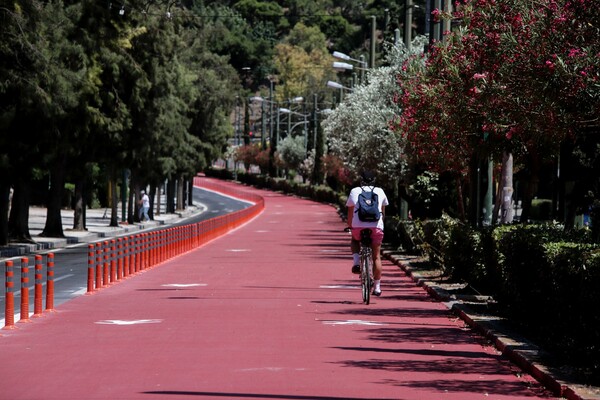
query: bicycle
358 229 374 305
345 227 374 305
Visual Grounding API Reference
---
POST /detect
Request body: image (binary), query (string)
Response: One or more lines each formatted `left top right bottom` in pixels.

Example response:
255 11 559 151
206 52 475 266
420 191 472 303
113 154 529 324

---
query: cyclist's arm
381 205 386 219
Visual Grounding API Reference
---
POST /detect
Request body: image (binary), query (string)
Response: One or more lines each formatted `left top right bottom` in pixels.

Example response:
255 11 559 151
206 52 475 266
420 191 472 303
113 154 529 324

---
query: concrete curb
0 206 201 260
383 249 600 400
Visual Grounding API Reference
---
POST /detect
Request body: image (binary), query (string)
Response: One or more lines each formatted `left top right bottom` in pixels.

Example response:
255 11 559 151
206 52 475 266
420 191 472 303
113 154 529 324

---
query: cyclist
346 170 389 296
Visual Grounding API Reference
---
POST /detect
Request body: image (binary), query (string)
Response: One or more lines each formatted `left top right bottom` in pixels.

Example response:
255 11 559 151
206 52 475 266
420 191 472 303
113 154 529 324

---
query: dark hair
360 170 375 184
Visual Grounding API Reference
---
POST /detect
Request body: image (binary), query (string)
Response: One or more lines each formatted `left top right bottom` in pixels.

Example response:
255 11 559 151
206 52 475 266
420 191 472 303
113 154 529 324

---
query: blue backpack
356 187 381 222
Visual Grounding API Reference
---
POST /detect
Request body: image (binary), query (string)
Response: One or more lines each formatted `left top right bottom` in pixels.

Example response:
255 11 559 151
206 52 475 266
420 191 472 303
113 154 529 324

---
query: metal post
443 0 452 41
433 0 442 43
370 15 376 68
405 0 413 49
359 55 366 84
260 100 266 148
313 93 318 152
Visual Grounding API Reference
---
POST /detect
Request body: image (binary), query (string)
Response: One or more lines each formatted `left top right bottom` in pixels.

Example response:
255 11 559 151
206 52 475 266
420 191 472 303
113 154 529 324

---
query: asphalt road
0 187 250 322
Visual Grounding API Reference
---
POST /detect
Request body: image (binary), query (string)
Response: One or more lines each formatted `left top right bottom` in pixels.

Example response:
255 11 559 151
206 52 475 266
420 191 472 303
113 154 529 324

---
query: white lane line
321 319 387 326
95 319 162 325
11 274 75 297
71 287 88 296
162 284 207 288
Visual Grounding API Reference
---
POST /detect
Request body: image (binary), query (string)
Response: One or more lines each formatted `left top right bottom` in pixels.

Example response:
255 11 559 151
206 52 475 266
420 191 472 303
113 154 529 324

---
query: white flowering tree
276 135 306 179
321 38 427 189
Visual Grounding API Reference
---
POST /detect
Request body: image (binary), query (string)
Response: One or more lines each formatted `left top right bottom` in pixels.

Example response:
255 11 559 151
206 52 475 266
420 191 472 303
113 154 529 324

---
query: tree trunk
519 151 541 223
187 179 194 207
41 159 66 238
467 152 479 226
455 175 466 222
149 185 156 221
0 182 10 245
177 176 184 211
8 178 33 242
500 151 514 224
492 164 503 225
166 179 176 214
110 177 119 227
127 176 135 224
72 179 86 230
155 181 162 216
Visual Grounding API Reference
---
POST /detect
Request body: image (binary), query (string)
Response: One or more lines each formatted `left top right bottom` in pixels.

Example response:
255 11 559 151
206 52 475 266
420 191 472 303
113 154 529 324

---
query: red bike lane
0 183 556 400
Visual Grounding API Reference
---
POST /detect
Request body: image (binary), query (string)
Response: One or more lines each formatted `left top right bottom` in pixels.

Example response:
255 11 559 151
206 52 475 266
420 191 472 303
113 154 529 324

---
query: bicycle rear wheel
361 253 371 305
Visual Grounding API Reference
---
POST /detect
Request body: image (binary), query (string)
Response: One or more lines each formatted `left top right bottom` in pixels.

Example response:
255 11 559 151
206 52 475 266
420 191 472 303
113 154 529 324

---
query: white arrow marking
226 249 250 252
95 319 162 325
321 320 387 326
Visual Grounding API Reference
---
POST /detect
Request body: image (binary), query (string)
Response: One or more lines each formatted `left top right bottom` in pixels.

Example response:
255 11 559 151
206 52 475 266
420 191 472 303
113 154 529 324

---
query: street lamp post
326 80 353 101
332 52 368 84
279 107 311 154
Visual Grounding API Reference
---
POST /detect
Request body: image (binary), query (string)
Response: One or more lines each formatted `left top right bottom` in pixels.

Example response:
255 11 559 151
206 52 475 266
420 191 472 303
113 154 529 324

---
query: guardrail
3 178 264 329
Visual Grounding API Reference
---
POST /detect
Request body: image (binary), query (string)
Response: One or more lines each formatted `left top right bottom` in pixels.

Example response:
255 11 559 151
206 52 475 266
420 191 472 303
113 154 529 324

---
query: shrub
442 221 489 286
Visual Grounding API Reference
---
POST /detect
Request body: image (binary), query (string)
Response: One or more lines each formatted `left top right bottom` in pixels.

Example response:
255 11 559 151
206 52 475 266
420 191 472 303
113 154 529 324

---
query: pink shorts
351 228 384 245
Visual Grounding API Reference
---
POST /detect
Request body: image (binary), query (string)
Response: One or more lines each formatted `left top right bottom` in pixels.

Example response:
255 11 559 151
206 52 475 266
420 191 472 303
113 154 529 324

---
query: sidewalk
0 202 203 260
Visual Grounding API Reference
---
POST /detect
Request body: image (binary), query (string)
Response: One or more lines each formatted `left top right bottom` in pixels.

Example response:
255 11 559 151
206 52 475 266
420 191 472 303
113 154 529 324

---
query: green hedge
396 217 600 382
204 168 345 209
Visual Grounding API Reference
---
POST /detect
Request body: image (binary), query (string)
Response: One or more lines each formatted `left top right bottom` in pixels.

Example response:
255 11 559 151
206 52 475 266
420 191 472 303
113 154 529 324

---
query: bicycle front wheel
361 254 372 305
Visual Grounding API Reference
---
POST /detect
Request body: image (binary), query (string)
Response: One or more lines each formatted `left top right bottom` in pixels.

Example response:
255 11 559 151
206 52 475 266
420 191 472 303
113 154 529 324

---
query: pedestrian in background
139 190 150 221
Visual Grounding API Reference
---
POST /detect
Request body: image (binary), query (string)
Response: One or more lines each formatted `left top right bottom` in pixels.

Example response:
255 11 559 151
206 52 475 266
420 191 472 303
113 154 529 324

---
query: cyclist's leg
371 243 382 280
350 237 360 273
370 228 384 295
350 236 360 254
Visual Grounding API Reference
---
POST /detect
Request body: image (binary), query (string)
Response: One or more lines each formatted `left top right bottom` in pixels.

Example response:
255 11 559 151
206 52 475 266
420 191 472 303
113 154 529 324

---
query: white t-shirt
141 194 150 208
346 186 389 230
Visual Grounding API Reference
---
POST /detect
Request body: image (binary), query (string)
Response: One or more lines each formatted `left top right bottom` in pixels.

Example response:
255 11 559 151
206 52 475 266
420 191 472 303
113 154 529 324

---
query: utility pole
404 0 413 49
370 15 377 68
443 0 452 41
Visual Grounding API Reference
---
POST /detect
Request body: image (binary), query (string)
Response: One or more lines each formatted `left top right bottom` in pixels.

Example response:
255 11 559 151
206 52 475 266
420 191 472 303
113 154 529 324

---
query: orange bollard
33 255 43 317
117 238 123 280
124 236 130 277
139 234 145 271
135 234 141 273
150 231 156 267
45 253 55 312
3 260 17 330
129 235 135 275
87 244 95 294
103 241 110 285
95 242 103 289
19 257 31 323
110 239 117 283
161 230 166 262
143 233 149 269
